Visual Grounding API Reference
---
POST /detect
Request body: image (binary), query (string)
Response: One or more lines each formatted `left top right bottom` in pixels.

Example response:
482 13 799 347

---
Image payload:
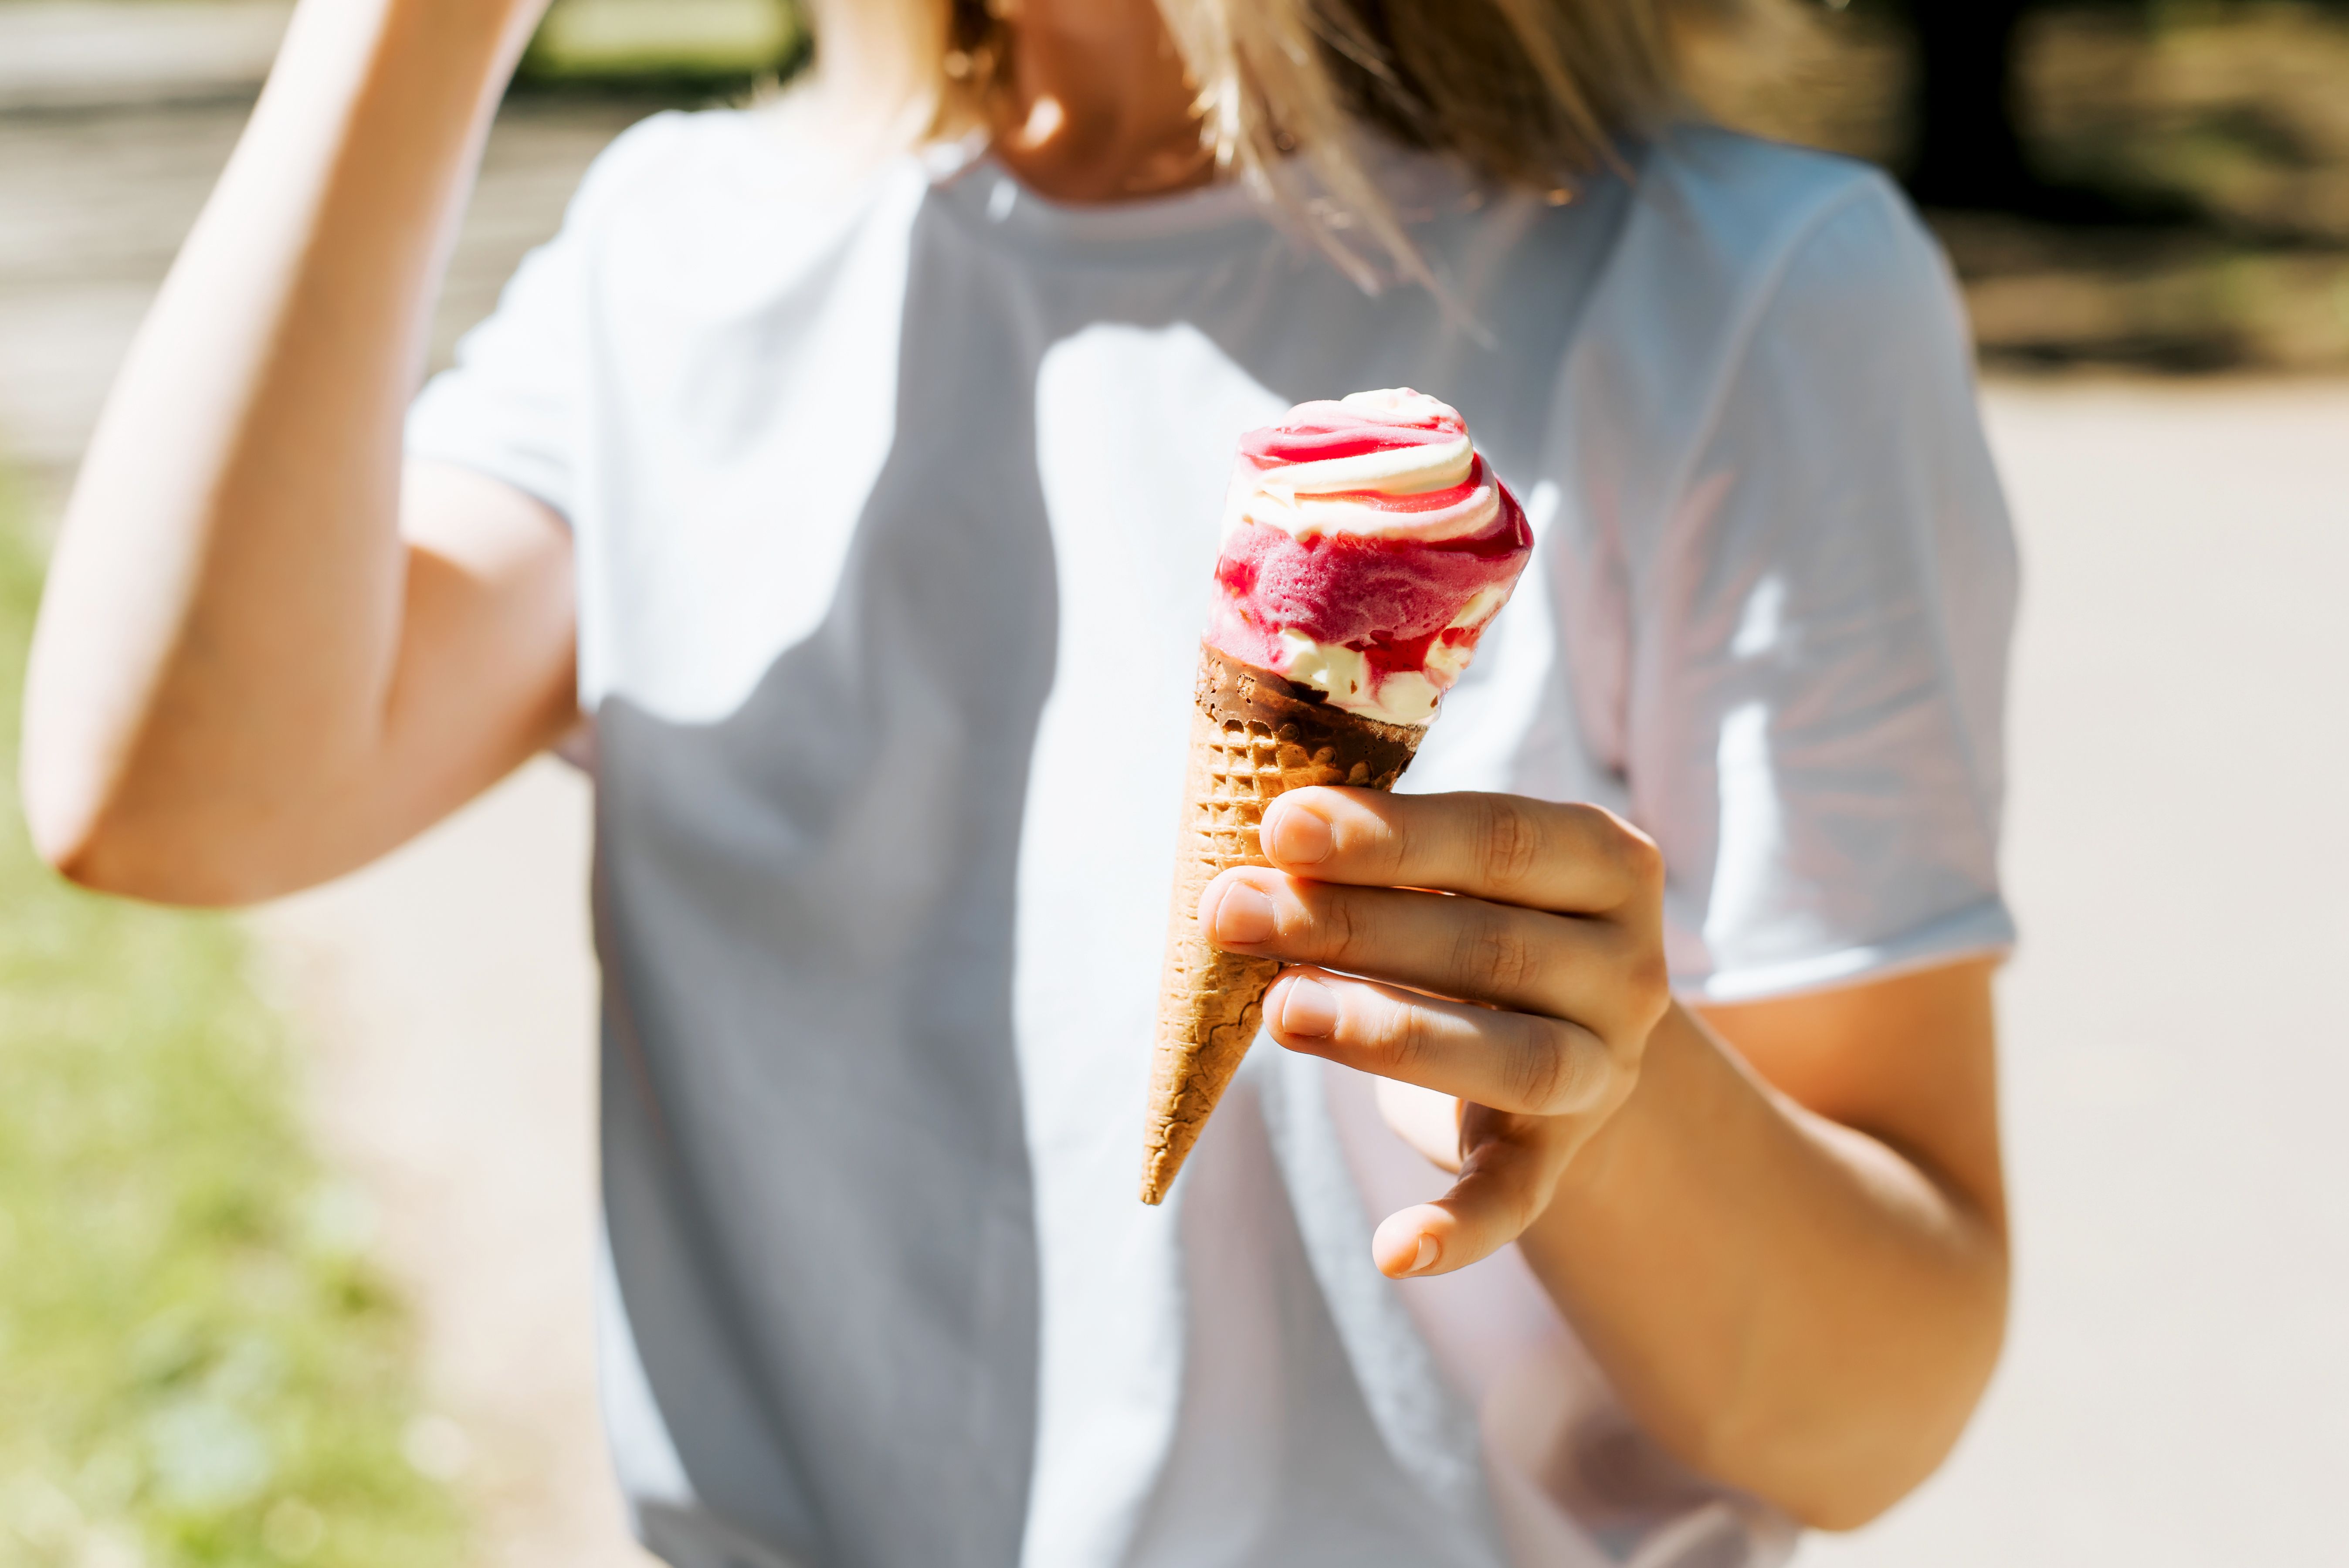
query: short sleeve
1630 179 2020 1001
405 111 688 520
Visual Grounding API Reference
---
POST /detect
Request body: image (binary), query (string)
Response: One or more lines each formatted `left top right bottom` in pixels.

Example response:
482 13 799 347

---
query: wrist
1542 1005 1688 1217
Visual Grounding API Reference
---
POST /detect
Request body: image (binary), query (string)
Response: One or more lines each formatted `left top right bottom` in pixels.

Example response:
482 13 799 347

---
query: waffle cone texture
1139 644 1423 1204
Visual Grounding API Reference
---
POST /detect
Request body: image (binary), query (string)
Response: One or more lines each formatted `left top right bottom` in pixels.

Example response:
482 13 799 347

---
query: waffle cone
1139 644 1423 1204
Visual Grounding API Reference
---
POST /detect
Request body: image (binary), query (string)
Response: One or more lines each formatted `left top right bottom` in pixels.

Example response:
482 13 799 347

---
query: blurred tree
1898 0 2199 221
1903 0 2037 209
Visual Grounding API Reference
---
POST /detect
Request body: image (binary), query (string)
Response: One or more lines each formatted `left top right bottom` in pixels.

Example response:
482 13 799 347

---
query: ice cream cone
1139 643 1422 1204
1138 387 1531 1203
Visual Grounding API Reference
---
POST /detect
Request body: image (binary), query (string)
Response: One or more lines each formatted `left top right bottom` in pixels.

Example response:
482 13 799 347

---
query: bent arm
1519 959 2008 1530
1224 788 2006 1526
22 0 574 905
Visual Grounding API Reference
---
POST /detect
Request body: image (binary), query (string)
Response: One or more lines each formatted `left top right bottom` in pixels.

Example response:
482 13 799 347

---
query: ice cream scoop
1141 389 1534 1204
1205 388 1533 727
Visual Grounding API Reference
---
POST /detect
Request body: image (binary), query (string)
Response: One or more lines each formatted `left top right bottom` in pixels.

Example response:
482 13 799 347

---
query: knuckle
1358 796 1413 877
1565 802 1661 897
1609 816 1665 894
1473 795 1544 893
1459 1122 1555 1232
1451 905 1542 998
1501 1143 1556 1231
1312 885 1367 963
1381 993 1442 1077
1606 927 1672 1030
1504 1018 1586 1115
1627 949 1672 1023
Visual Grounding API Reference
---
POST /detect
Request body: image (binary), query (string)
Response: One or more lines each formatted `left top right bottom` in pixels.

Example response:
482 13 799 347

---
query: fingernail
1408 1236 1439 1274
1274 975 1338 1038
1264 802 1333 866
1207 881 1276 945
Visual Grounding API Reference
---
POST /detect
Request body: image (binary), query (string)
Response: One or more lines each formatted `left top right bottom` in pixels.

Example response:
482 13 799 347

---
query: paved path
5 10 2346 1560
251 760 623 1568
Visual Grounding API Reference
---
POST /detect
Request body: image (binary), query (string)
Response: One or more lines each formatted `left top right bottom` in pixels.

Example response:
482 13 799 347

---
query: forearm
1519 1002 2008 1528
23 0 542 895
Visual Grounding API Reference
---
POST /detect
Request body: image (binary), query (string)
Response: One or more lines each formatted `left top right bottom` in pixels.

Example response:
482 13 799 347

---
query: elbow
21 678 306 906
1693 1287 2010 1532
1774 1416 1972 1532
34 819 282 908
40 841 219 908
19 670 152 895
31 817 113 895
1783 1473 1926 1536
21 748 122 892
25 794 214 907
1684 1404 1973 1534
24 741 376 907
1778 1363 2005 1532
22 705 384 907
21 759 276 909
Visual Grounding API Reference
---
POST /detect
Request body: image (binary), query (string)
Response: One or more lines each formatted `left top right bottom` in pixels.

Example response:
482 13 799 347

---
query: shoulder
1642 128 1973 417
549 102 931 266
1628 123 1942 305
1591 125 1957 375
1557 127 1969 511
1634 128 1977 431
558 107 737 225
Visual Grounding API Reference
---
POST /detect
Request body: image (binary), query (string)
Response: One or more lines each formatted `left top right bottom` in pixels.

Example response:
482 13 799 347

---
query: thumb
1370 1107 1569 1278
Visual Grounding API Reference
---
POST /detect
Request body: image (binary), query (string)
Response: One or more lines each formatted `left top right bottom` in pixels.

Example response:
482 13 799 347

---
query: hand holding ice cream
1141 390 1535 1203
1137 391 1671 1289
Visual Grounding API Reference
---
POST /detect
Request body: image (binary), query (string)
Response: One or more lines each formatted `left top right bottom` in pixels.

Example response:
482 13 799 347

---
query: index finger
1260 788 1660 914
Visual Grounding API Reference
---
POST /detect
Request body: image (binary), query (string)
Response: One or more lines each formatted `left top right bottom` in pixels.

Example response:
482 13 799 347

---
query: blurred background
0 2 2342 1565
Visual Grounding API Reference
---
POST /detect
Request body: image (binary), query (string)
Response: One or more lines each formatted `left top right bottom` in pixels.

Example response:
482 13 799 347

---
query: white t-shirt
410 106 2016 1568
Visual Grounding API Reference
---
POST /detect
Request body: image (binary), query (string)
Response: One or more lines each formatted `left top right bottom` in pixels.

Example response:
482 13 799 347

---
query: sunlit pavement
4 7 2346 1562
1807 378 2349 1565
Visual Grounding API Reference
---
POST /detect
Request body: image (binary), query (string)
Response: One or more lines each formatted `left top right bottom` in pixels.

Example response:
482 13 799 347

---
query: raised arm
21 0 578 906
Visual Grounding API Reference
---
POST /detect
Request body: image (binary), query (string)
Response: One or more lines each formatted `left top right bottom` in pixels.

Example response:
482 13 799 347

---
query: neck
990 0 1213 203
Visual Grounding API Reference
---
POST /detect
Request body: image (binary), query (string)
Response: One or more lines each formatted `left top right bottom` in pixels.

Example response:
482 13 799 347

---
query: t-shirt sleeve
1631 178 2020 1001
405 111 685 519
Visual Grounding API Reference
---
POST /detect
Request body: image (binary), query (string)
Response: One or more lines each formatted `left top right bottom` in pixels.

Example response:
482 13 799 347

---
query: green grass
520 0 809 89
1694 0 2349 371
0 479 466 1566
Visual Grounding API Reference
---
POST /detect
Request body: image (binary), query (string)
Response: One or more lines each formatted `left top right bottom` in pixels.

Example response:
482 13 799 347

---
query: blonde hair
802 0 1725 288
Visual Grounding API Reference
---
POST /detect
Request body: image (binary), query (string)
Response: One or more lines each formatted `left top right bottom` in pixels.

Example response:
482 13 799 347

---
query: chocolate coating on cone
1139 645 1423 1204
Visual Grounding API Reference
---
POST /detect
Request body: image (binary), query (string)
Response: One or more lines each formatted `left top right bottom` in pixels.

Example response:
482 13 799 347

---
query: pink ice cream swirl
1203 388 1534 726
